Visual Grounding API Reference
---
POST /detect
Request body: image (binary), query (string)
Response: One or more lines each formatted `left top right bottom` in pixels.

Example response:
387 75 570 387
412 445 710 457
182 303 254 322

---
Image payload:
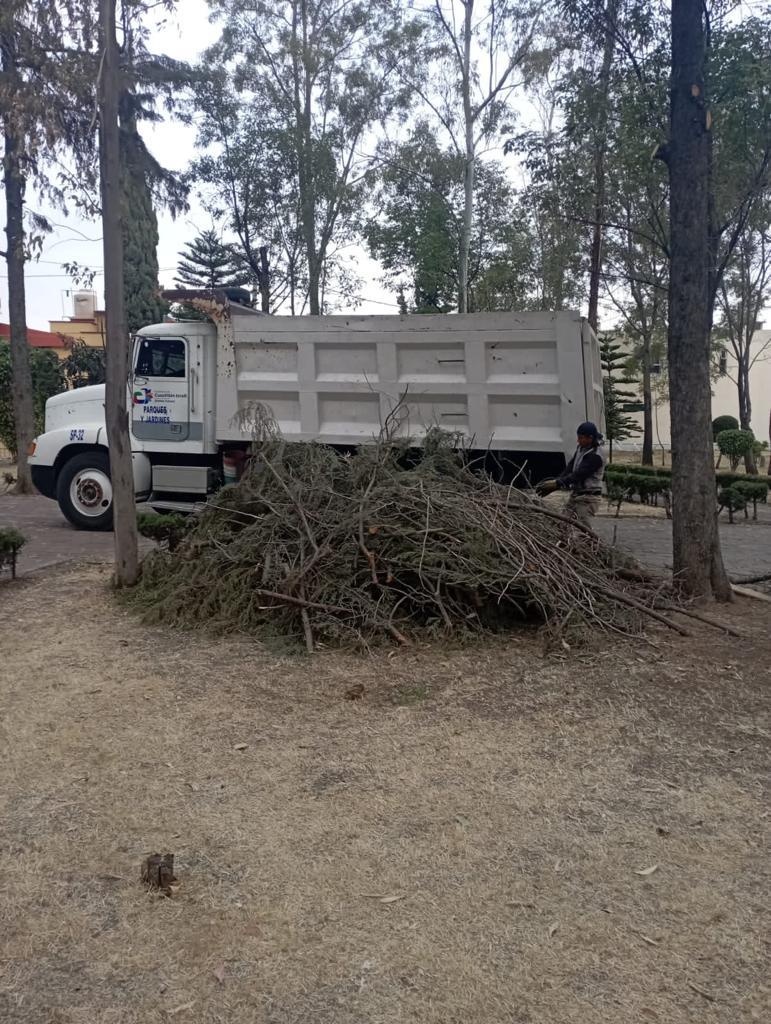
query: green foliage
0 526 25 554
718 486 746 523
716 469 771 489
176 229 249 291
366 124 534 312
121 132 168 334
716 428 756 470
712 414 739 439
0 526 25 576
0 343 64 456
733 480 768 519
61 339 106 388
136 511 191 552
600 336 640 455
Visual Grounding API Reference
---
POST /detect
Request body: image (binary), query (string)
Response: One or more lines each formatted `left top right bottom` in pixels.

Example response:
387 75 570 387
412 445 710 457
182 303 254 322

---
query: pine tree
120 120 166 333
600 336 640 461
176 229 249 290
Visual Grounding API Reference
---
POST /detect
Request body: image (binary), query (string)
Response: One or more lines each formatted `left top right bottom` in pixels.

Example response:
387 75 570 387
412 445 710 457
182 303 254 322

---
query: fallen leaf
167 1001 196 1016
687 981 715 1002
548 921 559 938
233 743 248 751
213 963 226 985
639 934 659 946
656 826 670 837
360 892 408 903
186 782 200 792
635 864 659 876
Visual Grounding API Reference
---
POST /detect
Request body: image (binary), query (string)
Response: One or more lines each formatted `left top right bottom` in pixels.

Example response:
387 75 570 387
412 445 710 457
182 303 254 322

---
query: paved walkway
594 512 771 581
0 493 151 576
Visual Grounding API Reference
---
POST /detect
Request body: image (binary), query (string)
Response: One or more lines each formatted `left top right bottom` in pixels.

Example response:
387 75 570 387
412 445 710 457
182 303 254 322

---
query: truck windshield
135 337 186 378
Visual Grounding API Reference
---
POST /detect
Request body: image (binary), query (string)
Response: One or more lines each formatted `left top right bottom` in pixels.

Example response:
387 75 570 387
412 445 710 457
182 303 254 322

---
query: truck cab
30 320 220 530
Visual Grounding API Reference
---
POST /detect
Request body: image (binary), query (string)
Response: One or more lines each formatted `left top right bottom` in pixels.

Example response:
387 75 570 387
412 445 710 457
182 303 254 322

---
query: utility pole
98 0 139 585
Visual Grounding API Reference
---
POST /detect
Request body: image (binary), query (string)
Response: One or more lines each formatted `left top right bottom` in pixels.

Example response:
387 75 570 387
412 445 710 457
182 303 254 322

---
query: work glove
535 478 559 497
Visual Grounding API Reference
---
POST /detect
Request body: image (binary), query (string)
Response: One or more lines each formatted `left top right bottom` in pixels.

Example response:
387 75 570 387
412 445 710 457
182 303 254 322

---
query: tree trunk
99 0 138 587
1 39 36 494
587 0 618 333
295 0 319 315
458 0 474 315
641 338 654 466
737 354 757 474
259 246 270 313
665 0 731 601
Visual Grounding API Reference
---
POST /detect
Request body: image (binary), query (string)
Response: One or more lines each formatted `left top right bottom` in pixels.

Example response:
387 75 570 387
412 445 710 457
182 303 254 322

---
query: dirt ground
1 565 769 1024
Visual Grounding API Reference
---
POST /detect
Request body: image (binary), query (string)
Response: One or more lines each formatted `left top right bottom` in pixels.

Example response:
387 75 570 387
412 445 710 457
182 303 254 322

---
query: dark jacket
557 444 605 494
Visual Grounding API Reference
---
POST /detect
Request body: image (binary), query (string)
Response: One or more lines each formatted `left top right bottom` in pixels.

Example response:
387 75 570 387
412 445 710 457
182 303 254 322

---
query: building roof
0 323 68 349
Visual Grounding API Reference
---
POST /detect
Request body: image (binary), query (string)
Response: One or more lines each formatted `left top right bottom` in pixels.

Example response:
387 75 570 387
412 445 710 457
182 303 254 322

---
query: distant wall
620 330 771 449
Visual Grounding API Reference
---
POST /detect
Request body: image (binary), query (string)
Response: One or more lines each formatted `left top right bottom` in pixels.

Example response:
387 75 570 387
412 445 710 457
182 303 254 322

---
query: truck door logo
133 387 154 405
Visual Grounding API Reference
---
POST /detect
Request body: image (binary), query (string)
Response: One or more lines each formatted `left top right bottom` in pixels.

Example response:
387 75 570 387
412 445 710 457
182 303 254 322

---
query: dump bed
216 310 603 457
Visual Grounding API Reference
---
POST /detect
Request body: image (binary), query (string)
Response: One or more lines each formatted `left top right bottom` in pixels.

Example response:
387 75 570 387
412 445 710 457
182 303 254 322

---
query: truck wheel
56 451 114 531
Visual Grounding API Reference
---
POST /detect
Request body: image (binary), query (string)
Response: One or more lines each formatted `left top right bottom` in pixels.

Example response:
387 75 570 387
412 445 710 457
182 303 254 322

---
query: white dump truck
29 293 604 530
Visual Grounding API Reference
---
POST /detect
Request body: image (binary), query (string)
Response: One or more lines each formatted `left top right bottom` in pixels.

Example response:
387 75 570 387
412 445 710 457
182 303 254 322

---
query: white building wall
623 329 771 448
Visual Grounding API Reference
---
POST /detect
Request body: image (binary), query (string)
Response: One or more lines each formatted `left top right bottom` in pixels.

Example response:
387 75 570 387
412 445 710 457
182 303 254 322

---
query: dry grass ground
0 565 769 1024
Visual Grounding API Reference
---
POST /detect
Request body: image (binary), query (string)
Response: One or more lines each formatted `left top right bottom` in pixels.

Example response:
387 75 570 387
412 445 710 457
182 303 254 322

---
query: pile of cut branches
131 427 691 649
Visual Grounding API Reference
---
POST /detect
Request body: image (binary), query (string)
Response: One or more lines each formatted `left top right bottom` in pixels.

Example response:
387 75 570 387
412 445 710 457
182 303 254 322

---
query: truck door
131 336 190 442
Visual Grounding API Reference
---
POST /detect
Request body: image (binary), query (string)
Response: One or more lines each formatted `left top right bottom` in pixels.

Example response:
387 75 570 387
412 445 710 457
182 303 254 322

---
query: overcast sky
0 0 397 331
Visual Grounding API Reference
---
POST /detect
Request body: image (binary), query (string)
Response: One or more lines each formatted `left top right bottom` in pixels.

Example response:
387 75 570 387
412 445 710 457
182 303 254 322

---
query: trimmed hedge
606 463 771 491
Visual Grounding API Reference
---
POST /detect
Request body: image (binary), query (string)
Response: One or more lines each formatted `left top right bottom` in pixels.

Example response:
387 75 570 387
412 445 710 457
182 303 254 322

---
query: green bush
0 342 65 456
718 486 746 523
712 414 739 439
136 511 191 551
733 480 768 520
716 428 755 470
715 470 771 489
0 526 26 578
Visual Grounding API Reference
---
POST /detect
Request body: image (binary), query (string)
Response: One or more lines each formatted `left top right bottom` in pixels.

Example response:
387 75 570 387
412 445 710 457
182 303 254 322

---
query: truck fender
30 427 151 499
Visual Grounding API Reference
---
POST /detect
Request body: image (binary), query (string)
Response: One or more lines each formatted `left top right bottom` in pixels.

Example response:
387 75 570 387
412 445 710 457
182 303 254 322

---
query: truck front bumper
31 464 56 499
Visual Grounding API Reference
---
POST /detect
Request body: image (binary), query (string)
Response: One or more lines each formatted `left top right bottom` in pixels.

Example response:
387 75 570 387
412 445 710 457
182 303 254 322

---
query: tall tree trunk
99 0 138 587
1 36 36 494
587 0 619 333
641 345 653 466
737 353 757 473
295 0 319 315
259 245 270 313
458 0 474 315
665 0 731 600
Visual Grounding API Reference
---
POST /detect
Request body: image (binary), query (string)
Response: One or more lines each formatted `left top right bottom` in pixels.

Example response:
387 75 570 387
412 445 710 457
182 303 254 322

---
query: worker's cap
576 421 601 439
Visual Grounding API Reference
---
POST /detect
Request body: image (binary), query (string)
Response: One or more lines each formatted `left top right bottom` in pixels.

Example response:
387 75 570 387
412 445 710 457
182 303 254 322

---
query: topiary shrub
716 428 756 471
712 414 739 440
718 486 746 524
733 480 768 520
0 526 26 579
136 511 191 552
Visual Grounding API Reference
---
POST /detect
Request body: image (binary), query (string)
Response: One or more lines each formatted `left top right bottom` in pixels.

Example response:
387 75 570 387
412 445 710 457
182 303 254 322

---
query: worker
536 421 606 528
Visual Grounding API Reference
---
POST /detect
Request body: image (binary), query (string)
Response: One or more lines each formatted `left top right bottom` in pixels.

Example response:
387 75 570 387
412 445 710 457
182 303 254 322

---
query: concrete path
0 493 151 577
594 513 771 581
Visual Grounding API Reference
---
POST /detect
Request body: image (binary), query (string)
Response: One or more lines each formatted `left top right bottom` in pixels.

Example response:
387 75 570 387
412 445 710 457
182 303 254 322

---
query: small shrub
712 414 739 439
717 486 746 523
0 526 26 578
716 428 755 470
733 480 768 520
136 511 191 551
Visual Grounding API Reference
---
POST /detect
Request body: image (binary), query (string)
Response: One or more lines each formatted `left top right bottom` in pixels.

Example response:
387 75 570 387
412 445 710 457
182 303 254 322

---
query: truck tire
56 450 114 531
